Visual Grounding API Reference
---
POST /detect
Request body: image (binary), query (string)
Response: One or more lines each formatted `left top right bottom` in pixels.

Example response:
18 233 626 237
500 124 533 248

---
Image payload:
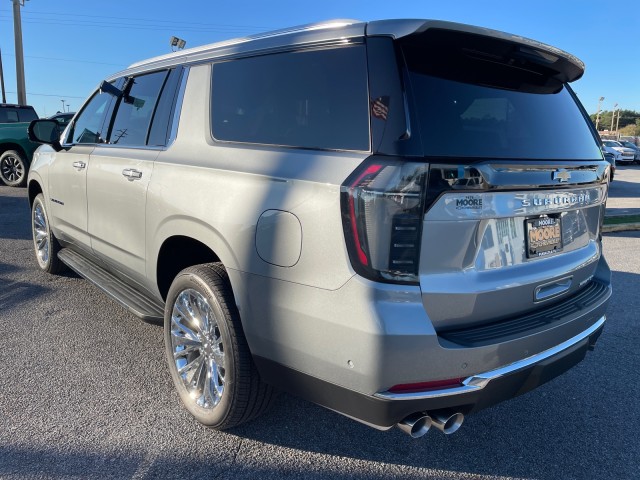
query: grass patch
604 215 640 225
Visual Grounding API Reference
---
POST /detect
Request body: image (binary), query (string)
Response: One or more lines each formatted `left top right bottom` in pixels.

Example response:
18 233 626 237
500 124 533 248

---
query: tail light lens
341 157 428 284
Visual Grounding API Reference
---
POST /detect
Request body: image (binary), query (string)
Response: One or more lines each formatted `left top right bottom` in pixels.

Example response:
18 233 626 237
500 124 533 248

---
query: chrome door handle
72 161 86 170
122 168 143 181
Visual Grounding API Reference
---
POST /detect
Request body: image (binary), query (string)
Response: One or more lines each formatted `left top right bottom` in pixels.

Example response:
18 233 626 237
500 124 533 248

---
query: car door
47 89 116 251
87 70 171 286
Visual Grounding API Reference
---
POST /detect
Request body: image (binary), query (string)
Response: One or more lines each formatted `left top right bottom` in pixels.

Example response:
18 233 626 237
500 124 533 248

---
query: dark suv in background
0 104 39 187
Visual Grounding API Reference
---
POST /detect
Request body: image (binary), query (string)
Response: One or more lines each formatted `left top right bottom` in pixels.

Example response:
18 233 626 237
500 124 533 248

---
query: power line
6 90 85 99
2 52 124 67
0 15 267 34
0 12 269 33
17 9 270 30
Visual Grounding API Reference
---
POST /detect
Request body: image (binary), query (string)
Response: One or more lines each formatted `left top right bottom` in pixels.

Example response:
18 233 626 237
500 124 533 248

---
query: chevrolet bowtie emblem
553 169 571 183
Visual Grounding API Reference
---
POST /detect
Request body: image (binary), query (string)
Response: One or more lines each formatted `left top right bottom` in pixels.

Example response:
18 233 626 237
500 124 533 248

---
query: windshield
404 51 602 160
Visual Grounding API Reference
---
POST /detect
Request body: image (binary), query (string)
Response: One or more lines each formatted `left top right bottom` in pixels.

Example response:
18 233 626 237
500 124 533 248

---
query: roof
110 19 584 83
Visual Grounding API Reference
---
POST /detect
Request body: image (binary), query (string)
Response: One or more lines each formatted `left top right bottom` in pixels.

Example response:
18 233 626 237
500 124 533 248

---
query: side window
5 110 19 123
211 45 370 151
69 91 113 144
18 109 38 123
109 71 168 146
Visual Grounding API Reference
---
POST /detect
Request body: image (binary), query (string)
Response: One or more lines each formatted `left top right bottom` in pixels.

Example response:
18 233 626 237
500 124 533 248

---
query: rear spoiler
366 19 584 84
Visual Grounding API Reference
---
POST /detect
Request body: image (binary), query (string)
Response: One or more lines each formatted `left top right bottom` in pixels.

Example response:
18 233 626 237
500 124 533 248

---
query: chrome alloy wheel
1 154 24 184
170 289 225 409
33 202 50 266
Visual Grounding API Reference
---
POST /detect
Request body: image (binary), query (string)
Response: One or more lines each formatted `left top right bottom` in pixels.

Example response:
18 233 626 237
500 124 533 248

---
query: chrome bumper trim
375 315 606 401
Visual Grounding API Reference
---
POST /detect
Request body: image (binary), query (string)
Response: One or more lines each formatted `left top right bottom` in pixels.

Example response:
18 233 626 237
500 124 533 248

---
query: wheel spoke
203 359 223 406
178 353 203 376
171 315 199 342
173 344 200 359
173 294 202 333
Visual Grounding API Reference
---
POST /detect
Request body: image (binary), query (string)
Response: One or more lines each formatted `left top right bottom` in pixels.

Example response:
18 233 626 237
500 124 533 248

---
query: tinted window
148 68 183 146
211 46 369 151
18 108 38 122
404 50 602 160
6 110 19 123
109 71 168 146
69 91 113 144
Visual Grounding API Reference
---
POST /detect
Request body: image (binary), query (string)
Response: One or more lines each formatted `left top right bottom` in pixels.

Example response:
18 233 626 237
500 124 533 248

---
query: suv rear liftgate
330 23 611 436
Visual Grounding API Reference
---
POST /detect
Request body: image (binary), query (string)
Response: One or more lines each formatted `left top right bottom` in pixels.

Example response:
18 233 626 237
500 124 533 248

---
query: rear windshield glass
404 50 602 160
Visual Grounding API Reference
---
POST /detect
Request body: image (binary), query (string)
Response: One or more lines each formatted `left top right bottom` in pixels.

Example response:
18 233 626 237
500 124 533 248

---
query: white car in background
601 143 623 162
602 140 635 163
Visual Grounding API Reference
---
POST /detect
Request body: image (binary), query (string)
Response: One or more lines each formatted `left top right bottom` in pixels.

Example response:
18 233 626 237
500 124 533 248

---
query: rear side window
211 45 370 151
109 71 168 146
18 108 38 122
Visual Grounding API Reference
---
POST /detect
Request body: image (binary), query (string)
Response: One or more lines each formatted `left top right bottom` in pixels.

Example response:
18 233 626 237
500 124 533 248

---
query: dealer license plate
526 216 563 258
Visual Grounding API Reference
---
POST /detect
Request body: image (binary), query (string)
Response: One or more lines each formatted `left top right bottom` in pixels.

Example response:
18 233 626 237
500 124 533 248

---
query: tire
164 263 276 429
32 193 66 274
0 150 28 187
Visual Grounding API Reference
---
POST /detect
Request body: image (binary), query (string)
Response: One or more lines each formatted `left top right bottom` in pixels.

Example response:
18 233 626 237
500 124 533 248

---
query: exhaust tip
431 411 464 435
397 413 432 438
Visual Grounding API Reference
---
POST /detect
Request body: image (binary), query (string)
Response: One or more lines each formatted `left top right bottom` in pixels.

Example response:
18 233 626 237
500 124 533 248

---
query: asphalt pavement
606 164 640 216
1 182 639 480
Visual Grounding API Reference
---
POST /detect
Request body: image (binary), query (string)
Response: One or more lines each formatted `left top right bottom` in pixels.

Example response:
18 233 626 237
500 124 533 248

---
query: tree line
589 109 640 136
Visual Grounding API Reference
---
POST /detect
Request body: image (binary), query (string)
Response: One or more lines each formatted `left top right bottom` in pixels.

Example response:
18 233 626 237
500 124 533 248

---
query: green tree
619 119 640 137
590 109 640 132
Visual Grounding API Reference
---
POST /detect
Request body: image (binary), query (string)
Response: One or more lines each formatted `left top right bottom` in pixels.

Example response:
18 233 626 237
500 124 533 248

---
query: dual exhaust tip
397 411 464 438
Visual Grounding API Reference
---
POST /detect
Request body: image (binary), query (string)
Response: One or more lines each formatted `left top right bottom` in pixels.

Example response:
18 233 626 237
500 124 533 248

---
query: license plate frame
526 215 563 258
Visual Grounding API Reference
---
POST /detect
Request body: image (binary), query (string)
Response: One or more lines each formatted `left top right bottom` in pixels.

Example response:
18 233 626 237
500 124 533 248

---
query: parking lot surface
1 183 639 479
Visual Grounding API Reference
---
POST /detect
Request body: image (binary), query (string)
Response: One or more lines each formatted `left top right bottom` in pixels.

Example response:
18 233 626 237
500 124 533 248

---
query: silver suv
27 19 611 438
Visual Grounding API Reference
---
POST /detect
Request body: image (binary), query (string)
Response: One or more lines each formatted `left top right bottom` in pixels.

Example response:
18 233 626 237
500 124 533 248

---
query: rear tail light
341 157 428 284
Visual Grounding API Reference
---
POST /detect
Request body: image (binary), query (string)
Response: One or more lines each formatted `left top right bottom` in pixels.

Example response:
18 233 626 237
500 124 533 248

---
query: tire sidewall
164 269 238 427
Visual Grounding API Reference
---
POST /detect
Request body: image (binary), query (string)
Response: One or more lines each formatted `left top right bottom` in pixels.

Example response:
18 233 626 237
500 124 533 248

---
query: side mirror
28 119 63 152
99 80 123 98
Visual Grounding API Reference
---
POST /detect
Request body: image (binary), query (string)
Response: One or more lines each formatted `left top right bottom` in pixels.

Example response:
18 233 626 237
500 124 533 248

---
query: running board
58 248 165 325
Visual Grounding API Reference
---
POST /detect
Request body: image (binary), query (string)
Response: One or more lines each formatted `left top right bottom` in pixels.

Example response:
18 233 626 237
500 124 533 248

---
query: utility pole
610 103 618 132
595 96 604 131
0 48 7 103
61 99 66 113
616 107 621 137
12 0 28 105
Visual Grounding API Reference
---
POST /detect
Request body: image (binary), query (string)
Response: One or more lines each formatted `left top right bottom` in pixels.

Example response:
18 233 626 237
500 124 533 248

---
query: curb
602 223 640 233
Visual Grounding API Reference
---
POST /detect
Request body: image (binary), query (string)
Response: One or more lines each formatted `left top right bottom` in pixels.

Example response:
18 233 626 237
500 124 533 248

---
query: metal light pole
12 0 28 105
615 107 621 137
595 96 604 131
61 99 66 113
0 48 7 103
610 103 618 132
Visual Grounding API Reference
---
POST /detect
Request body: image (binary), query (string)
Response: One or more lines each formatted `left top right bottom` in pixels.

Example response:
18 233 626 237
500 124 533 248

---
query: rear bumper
255 316 605 429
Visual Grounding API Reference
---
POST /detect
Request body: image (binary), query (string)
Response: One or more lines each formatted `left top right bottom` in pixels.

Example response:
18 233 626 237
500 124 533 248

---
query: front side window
109 71 168 146
68 91 113 144
211 45 370 151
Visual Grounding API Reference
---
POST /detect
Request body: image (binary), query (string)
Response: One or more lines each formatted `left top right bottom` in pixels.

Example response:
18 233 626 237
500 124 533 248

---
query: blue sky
0 0 638 117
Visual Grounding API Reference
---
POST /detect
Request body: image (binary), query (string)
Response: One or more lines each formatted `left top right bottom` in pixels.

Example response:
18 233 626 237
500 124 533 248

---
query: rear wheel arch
156 235 222 301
